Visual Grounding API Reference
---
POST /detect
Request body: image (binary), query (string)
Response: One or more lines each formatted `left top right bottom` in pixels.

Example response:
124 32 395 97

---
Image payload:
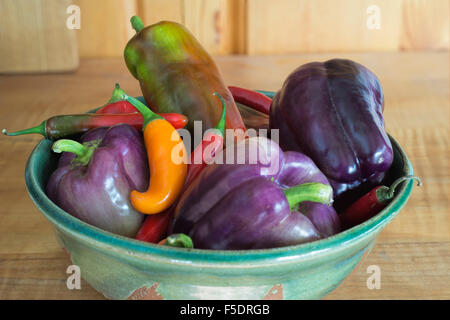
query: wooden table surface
0 52 448 300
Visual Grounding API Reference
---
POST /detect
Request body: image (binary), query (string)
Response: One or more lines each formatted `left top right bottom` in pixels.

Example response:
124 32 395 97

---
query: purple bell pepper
172 137 340 250
46 124 149 237
269 59 393 208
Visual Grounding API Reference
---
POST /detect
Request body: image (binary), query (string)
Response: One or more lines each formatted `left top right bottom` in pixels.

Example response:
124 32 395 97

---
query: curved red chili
184 92 226 187
228 86 272 115
340 175 421 229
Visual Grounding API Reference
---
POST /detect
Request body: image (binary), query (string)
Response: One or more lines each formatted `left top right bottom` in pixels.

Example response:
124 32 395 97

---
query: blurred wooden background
0 0 449 72
75 0 450 56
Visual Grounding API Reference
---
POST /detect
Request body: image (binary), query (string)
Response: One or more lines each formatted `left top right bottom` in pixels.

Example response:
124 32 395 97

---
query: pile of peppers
5 16 420 250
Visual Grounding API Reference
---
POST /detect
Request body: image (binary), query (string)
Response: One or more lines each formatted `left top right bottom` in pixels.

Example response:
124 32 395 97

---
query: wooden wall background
74 0 449 57
0 0 448 72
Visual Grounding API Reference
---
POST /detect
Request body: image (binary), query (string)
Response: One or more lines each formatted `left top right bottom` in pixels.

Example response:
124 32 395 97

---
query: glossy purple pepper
269 59 393 207
46 124 149 237
172 137 340 250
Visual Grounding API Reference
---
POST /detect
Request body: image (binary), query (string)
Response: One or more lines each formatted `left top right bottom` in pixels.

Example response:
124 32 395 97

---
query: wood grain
399 0 450 51
222 0 247 54
2 0 448 62
75 0 232 56
137 0 184 24
0 52 448 299
0 0 79 73
74 0 137 58
245 0 449 54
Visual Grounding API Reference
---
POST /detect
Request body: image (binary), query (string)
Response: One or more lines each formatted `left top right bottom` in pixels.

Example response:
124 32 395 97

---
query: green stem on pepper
374 175 422 204
2 121 46 137
386 175 422 199
163 233 194 248
52 139 101 167
283 182 333 211
212 92 227 137
121 93 164 129
131 16 145 33
105 83 127 105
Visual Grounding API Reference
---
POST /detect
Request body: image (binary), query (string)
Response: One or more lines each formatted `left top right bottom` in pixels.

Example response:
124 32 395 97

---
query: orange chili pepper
122 91 187 215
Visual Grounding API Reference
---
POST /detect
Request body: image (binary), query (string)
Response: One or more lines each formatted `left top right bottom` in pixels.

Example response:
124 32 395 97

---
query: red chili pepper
228 86 272 115
135 92 227 243
2 112 187 140
96 95 188 130
159 113 188 129
340 175 421 229
96 100 138 114
95 83 141 114
185 92 226 187
135 211 173 243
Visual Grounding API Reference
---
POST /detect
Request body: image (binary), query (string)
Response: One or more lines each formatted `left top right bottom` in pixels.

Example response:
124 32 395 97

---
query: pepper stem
52 139 88 156
105 83 126 104
283 182 333 211
2 121 47 138
213 92 227 137
121 90 163 130
163 234 193 248
131 16 145 33
387 175 422 198
52 139 100 167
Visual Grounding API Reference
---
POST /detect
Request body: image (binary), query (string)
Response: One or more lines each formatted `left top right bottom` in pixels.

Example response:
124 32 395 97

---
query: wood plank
246 0 449 54
0 0 79 73
222 0 247 54
246 0 403 54
137 0 184 24
182 0 223 54
74 0 137 58
0 252 104 299
7 0 444 60
325 241 450 299
38 0 450 58
399 0 450 51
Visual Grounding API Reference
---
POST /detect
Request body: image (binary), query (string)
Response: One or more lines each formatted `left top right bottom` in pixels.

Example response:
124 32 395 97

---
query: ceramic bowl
24 94 415 300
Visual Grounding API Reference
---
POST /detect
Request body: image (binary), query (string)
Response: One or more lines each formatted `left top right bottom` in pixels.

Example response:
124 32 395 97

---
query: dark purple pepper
172 137 340 250
46 124 149 237
269 59 393 204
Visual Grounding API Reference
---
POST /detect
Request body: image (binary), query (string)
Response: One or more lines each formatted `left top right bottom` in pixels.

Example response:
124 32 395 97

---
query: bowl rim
25 92 415 265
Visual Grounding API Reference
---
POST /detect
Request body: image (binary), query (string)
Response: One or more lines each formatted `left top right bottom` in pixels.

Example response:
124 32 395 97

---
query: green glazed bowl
24 93 415 300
